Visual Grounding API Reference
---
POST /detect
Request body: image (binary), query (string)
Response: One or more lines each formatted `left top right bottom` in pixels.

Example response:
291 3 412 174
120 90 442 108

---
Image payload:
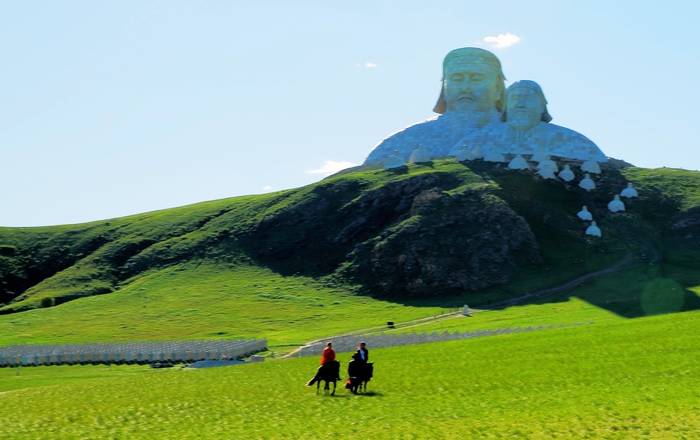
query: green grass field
1 308 699 439
2 261 698 438
0 262 450 349
4 255 697 351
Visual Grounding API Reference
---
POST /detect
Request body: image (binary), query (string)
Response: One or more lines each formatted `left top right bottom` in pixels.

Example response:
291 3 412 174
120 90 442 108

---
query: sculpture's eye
449 73 464 82
470 73 484 82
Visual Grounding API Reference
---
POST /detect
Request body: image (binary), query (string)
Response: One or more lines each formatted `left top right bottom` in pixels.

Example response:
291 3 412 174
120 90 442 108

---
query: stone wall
0 339 266 367
292 324 583 357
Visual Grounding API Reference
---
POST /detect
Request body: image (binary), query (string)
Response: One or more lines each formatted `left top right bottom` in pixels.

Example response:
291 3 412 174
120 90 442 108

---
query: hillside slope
1 160 699 317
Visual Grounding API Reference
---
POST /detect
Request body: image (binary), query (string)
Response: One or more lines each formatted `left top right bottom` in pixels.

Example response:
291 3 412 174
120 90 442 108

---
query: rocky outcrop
341 189 539 296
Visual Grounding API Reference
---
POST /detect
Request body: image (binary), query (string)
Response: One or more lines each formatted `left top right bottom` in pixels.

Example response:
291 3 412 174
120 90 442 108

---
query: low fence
292 324 578 357
0 339 267 367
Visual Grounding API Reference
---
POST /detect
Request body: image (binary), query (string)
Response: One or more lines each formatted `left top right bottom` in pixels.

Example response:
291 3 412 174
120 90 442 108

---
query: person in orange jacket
307 342 340 386
320 342 336 365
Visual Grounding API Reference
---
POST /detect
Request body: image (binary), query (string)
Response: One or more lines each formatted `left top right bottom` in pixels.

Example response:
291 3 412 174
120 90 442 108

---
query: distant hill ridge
1 159 700 313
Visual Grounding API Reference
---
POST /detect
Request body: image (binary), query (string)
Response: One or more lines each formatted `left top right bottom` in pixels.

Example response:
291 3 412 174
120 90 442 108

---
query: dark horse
307 361 341 395
346 362 373 394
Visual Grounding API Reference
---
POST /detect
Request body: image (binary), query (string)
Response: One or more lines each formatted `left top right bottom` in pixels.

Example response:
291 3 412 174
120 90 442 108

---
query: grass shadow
356 391 383 397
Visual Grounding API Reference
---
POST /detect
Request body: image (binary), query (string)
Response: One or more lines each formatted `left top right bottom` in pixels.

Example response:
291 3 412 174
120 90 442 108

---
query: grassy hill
1 160 699 349
1 160 700 438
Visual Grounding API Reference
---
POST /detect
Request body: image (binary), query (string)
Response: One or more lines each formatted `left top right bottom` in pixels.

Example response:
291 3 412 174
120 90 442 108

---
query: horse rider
307 342 339 386
321 342 336 365
356 341 369 363
345 352 363 392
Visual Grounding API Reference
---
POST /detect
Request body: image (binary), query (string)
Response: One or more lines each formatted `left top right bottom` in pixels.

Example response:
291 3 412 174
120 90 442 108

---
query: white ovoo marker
579 174 596 191
538 156 559 172
508 154 529 170
538 165 557 179
383 154 406 169
577 206 593 221
581 160 602 174
530 149 549 163
364 48 608 166
586 221 602 237
484 149 506 163
558 164 575 182
410 146 433 163
621 183 639 198
608 195 626 212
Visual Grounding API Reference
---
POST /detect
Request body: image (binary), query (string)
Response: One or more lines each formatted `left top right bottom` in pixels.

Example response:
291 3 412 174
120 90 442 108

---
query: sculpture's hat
433 47 506 114
503 80 553 123
443 47 503 72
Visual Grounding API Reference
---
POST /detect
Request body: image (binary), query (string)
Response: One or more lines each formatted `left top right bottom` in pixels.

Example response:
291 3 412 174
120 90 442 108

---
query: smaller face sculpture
507 89 543 128
505 84 546 130
504 80 552 131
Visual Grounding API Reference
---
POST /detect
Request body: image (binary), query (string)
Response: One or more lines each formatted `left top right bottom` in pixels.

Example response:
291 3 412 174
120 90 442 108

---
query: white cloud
261 185 273 191
356 61 378 69
483 33 521 49
306 160 357 176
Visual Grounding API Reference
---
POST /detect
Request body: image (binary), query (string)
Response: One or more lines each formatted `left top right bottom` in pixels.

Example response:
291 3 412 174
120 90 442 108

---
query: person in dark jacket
356 341 369 363
347 352 362 378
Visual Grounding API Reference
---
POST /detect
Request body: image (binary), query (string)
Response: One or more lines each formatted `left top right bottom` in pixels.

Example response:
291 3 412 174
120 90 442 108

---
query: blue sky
2 1 699 226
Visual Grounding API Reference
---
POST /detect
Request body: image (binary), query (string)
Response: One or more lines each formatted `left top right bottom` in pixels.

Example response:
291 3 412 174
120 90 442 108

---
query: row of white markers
505 154 639 238
388 153 640 238
578 184 639 238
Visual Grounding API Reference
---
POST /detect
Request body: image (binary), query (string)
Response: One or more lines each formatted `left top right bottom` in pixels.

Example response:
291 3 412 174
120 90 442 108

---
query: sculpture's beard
507 111 539 130
445 98 500 129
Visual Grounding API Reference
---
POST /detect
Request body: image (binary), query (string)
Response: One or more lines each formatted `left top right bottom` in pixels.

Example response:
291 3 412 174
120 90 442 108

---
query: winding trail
482 253 637 309
282 254 637 358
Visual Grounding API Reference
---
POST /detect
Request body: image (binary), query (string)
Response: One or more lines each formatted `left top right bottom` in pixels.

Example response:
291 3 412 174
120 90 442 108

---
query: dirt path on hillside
282 254 637 358
481 253 637 310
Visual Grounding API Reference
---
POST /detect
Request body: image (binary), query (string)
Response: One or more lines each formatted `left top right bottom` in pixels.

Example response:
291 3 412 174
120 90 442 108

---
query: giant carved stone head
433 47 506 115
503 80 552 129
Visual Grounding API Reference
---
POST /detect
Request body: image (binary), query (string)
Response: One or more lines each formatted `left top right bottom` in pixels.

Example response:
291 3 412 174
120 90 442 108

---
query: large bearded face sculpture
434 47 506 115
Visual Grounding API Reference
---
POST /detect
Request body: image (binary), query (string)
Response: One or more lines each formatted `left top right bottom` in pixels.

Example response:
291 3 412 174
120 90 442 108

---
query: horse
346 362 373 394
307 360 341 396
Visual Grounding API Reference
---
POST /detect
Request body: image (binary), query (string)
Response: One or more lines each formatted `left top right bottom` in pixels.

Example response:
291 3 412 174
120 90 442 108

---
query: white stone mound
452 146 471 162
581 160 601 174
621 183 639 198
531 150 549 163
585 221 602 237
484 149 506 163
538 167 557 179
467 145 483 160
508 154 529 170
462 304 472 316
608 195 626 212
538 156 558 172
579 173 596 191
410 146 433 163
577 205 593 221
537 156 558 179
453 144 482 161
558 164 575 182
383 155 405 169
